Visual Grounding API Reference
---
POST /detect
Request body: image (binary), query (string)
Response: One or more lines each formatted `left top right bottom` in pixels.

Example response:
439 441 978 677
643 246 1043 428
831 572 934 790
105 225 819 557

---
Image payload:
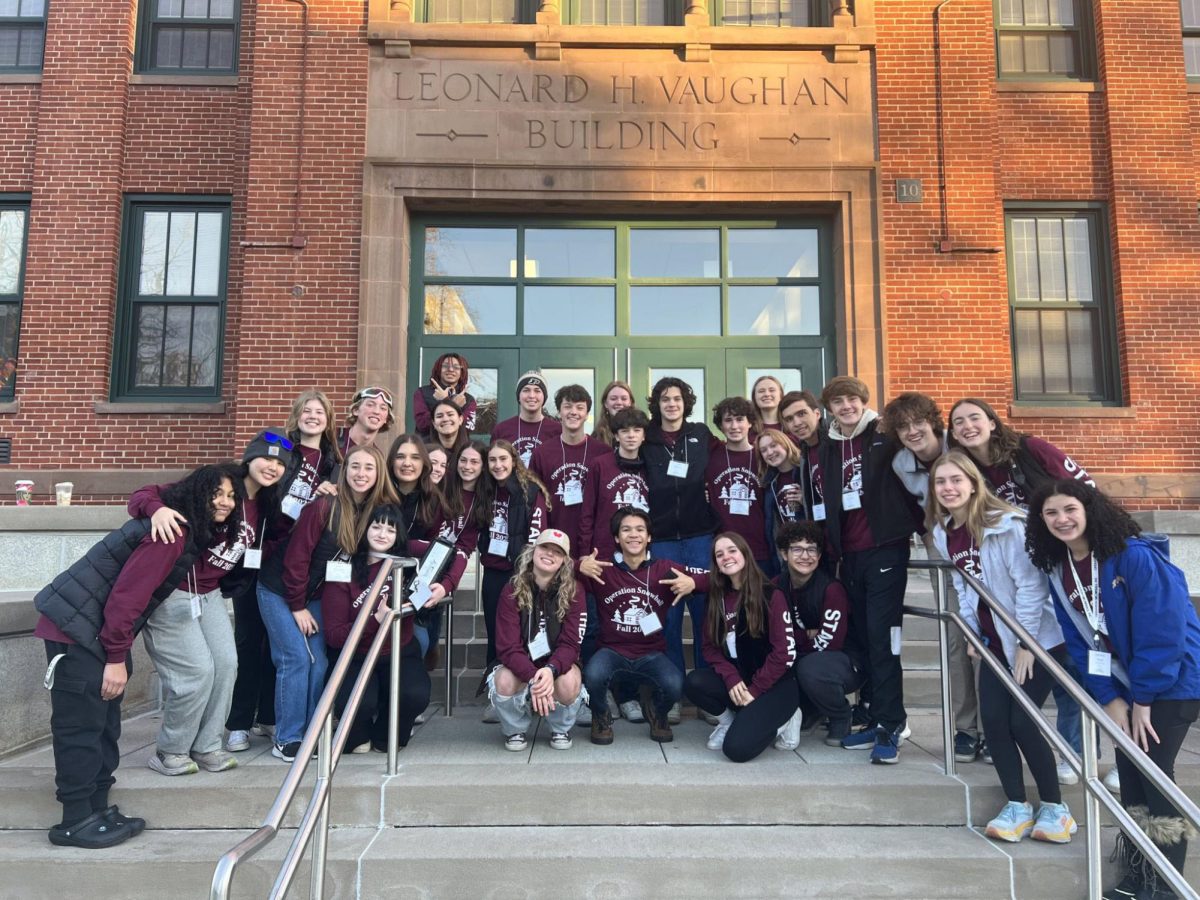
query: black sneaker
1100 872 1141 899
954 731 981 763
824 715 851 747
979 740 993 765
850 703 871 729
272 741 300 762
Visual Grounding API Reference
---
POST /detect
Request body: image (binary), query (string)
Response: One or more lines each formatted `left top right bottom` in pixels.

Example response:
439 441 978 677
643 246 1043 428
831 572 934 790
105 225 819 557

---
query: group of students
30 352 1200 900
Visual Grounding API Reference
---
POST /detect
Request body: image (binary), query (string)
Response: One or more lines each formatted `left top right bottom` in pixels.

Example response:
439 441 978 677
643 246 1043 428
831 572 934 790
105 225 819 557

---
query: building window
419 0 532 22
1185 1 1200 79
113 198 229 400
576 0 674 25
0 0 46 72
995 0 1093 79
136 0 239 74
1005 208 1117 403
0 198 28 398
715 0 820 26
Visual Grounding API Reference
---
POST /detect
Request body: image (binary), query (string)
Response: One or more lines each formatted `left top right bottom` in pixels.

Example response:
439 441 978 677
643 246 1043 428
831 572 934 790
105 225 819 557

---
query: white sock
717 709 735 727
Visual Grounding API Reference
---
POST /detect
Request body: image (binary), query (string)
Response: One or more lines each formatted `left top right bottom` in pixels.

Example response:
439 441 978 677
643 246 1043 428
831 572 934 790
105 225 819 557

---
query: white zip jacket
932 511 1063 667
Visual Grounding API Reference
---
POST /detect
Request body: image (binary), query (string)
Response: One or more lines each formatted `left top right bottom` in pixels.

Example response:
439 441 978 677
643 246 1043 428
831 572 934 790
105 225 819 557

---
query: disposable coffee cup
55 482 74 506
14 479 34 506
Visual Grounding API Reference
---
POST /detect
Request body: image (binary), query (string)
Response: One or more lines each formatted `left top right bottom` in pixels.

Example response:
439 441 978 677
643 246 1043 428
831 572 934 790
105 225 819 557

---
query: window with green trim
0 0 46 72
418 0 533 23
112 198 229 400
995 0 1094 79
715 0 821 27
0 197 28 399
135 0 239 74
1185 0 1200 79
1005 207 1117 403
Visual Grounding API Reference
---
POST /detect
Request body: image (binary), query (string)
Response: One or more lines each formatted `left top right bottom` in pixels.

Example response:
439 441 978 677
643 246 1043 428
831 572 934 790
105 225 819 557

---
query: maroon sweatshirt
322 559 413 656
282 495 343 610
529 435 613 561
434 488 482 559
494 578 587 683
491 415 563 464
700 588 796 698
479 484 548 572
980 436 1095 510
577 453 650 561
705 444 769 561
592 557 710 659
774 573 852 656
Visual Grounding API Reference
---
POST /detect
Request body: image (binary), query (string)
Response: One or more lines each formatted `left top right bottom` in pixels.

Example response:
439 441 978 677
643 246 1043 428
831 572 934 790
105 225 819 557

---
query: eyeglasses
263 431 295 451
787 545 820 558
353 387 394 408
440 360 463 370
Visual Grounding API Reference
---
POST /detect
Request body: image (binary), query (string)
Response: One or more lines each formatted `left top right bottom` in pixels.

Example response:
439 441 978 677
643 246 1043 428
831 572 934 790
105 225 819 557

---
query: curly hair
775 520 825 554
160 463 246 551
1025 479 1141 572
428 353 469 391
881 391 945 439
508 543 578 621
648 376 696 425
705 532 767 645
712 395 756 431
947 397 1021 467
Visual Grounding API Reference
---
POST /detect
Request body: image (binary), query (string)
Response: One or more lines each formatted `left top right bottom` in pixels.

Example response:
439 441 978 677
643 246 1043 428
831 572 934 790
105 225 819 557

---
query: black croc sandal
48 811 133 849
103 805 146 837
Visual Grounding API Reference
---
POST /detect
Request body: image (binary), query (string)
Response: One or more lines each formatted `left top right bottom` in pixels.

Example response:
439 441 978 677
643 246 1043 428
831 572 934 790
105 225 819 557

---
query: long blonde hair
284 388 342 463
330 443 400 554
509 544 578 621
925 449 1022 544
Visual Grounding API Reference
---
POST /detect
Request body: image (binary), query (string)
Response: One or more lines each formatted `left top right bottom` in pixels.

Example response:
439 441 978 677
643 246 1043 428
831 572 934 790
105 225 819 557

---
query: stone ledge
0 590 37 634
93 400 227 414
0 74 41 84
995 80 1104 93
1008 404 1135 419
1132 510 1200 536
128 74 239 87
0 399 17 414
0 505 127 532
0 471 188 503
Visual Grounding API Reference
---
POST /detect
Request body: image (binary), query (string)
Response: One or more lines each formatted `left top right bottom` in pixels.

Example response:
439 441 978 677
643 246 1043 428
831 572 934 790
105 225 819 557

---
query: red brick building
1 0 1197 508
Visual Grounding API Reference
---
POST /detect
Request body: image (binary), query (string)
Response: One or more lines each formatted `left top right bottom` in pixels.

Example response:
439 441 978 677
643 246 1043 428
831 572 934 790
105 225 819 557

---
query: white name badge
489 537 510 557
1088 650 1112 677
812 502 827 521
409 581 434 610
842 490 863 511
528 629 552 660
725 631 738 658
890 626 903 656
326 560 352 583
243 548 262 570
520 450 533 467
281 495 305 519
563 482 584 506
730 499 751 516
190 595 203 619
667 459 688 478
639 611 663 635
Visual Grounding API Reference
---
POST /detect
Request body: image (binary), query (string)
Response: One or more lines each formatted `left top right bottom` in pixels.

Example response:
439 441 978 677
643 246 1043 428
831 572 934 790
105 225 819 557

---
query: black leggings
978 646 1065 805
333 643 430 749
1115 698 1200 819
482 566 510 669
685 668 799 763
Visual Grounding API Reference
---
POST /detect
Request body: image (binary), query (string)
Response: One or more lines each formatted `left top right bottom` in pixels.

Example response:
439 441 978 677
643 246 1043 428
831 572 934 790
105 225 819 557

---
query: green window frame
111 196 230 401
414 0 824 24
1185 0 1200 80
994 0 1095 80
710 0 823 27
414 0 535 23
0 0 46 72
0 195 29 399
135 0 240 75
1004 205 1119 405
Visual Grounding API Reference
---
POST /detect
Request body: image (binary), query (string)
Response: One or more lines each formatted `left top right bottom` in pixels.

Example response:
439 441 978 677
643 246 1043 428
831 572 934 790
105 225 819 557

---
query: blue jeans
584 648 683 720
1054 658 1084 754
257 584 328 746
657 534 713 674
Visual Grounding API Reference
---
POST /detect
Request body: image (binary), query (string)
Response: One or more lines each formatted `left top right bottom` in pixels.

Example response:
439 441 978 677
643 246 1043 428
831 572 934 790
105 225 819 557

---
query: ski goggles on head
352 387 394 408
264 431 295 451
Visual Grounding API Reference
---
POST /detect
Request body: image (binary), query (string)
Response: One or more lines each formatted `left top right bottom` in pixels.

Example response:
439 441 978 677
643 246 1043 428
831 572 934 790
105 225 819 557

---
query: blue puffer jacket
1048 537 1200 706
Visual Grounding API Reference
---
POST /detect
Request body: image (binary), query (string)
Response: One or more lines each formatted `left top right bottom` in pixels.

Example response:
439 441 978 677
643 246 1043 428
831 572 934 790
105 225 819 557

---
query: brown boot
640 685 673 743
590 709 614 746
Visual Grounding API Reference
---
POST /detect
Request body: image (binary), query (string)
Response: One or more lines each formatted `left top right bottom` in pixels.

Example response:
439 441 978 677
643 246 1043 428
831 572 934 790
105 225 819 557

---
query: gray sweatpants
142 588 237 755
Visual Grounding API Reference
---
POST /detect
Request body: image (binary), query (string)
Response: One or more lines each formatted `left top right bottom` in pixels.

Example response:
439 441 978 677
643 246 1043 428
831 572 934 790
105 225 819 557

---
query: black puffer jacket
642 422 718 542
34 519 199 663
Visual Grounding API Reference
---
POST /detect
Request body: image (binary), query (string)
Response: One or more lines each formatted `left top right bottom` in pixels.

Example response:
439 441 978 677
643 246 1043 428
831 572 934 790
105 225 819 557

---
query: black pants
979 646 1063 805
840 541 910 732
45 641 129 825
482 566 510 669
794 651 861 724
685 667 799 763
1115 698 1200 819
226 583 276 731
333 643 430 749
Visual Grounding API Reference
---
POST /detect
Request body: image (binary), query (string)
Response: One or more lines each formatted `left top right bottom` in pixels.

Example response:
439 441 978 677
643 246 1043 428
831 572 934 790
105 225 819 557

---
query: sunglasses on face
263 431 295 451
354 387 394 408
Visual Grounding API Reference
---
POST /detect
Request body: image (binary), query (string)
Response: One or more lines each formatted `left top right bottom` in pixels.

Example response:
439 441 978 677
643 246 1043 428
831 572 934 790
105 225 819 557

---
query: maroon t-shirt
945 520 1005 662
705 445 769 561
768 466 802 527
578 454 650 561
529 436 613 561
491 416 563 465
321 559 412 656
835 435 873 553
282 445 330 514
479 485 548 572
981 436 1094 509
190 496 258 594
1065 553 1114 653
592 557 710 659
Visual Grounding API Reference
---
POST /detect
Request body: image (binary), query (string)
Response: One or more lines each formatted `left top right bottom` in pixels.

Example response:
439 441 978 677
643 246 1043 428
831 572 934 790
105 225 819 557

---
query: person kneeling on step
491 529 588 752
578 507 708 745
771 521 864 751
685 533 799 762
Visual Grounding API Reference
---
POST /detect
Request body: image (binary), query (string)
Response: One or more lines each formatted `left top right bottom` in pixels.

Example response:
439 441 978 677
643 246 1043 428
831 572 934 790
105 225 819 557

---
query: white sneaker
1056 759 1080 786
414 711 428 725
774 709 803 751
1103 766 1120 793
482 704 500 724
549 731 573 751
251 723 275 738
619 700 645 723
706 722 730 750
225 729 250 752
350 742 372 754
667 703 682 725
504 733 527 752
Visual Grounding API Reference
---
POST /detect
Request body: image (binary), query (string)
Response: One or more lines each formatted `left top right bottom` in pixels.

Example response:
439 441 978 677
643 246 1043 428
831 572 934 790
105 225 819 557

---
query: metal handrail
211 555 418 900
908 559 1200 900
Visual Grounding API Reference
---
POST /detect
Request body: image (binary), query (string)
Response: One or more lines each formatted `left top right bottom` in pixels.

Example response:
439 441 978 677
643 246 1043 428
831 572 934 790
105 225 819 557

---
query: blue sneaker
1031 801 1077 844
870 726 900 765
840 726 878 750
984 800 1035 842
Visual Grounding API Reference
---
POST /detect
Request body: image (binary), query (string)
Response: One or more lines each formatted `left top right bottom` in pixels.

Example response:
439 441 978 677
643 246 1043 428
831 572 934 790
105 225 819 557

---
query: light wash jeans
257 584 327 746
141 588 237 755
487 670 585 736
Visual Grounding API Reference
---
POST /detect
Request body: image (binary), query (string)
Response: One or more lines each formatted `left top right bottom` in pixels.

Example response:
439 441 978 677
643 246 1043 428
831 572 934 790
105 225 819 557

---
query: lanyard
840 436 854 490
1065 552 1103 637
519 418 544 448
561 437 588 469
446 495 474 543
